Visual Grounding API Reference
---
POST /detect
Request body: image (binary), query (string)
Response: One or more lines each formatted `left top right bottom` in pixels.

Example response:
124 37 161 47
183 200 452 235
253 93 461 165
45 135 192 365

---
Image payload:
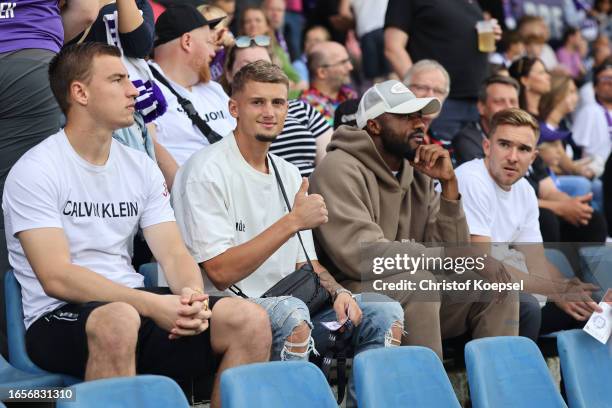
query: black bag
229 155 331 315
149 65 223 145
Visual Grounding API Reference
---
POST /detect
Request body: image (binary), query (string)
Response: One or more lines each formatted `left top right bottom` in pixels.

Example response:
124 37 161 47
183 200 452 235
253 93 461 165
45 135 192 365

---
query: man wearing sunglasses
150 5 236 168
300 41 357 127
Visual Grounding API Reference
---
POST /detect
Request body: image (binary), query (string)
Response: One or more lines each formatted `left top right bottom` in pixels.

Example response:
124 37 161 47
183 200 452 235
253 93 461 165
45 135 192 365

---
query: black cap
333 98 360 130
155 4 224 47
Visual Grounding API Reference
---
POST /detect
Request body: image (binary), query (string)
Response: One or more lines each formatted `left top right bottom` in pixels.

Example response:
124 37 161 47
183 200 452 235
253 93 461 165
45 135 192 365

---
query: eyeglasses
235 35 270 48
321 58 351 68
409 83 447 98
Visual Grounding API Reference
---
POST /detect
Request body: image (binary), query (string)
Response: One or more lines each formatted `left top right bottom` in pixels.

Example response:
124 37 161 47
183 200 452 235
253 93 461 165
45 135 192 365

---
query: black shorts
25 288 222 381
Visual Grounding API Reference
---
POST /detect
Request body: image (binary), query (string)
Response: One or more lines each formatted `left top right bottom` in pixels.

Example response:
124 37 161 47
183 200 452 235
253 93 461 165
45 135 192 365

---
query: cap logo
390 83 410 94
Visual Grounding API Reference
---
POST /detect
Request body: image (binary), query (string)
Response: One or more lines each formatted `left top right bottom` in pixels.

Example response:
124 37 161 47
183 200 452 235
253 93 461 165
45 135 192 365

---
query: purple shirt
0 0 63 54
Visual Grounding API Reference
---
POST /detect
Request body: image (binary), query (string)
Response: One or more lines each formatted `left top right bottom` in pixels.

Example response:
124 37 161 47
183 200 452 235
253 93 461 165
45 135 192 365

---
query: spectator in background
538 72 601 205
0 0 99 358
262 0 289 56
339 0 390 81
517 15 559 71
223 39 333 175
404 60 451 146
151 5 235 169
556 27 587 80
284 0 306 62
333 98 360 129
384 0 501 141
293 25 332 84
509 56 551 117
199 4 235 82
453 75 520 166
210 0 236 26
573 60 612 177
301 41 357 126
240 6 306 97
490 30 525 68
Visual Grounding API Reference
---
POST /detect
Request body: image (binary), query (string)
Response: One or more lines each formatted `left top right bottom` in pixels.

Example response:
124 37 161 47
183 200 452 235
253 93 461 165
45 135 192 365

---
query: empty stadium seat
465 337 567 408
0 353 63 400
353 346 461 408
220 361 336 408
55 375 188 408
557 329 612 408
4 270 80 386
578 246 612 300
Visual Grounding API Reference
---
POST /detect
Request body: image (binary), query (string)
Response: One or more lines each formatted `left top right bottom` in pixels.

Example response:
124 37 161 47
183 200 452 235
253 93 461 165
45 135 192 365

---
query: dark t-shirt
384 0 488 99
525 156 549 197
453 121 486 166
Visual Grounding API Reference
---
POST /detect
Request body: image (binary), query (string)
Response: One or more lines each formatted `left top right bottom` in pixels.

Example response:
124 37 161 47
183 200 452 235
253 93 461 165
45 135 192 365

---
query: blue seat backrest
353 346 461 408
220 361 336 408
55 375 189 408
465 336 567 408
557 329 612 408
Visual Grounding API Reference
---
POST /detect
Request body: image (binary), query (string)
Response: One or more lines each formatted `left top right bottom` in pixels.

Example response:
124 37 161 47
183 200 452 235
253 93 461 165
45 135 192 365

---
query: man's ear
180 32 192 52
531 146 539 165
366 119 381 136
228 97 238 119
477 100 486 117
70 80 88 107
482 135 491 157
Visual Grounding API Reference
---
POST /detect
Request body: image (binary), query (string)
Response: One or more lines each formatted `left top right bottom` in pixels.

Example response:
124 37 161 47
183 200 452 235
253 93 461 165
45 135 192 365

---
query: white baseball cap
356 80 441 129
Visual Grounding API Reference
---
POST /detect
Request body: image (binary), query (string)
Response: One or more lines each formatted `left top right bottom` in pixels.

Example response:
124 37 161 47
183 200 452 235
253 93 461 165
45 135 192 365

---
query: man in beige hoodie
310 80 519 359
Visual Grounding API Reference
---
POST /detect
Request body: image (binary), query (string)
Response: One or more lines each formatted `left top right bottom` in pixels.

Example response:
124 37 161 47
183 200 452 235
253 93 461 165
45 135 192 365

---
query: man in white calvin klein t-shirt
172 61 403 405
2 42 270 408
455 108 602 339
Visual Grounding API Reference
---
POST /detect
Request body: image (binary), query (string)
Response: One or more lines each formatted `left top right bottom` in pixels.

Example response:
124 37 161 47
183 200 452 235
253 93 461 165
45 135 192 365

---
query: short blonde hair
489 108 540 140
232 60 289 95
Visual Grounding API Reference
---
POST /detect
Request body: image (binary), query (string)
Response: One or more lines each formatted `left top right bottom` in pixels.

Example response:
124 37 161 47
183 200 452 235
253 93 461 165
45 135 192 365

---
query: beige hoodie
309 125 469 288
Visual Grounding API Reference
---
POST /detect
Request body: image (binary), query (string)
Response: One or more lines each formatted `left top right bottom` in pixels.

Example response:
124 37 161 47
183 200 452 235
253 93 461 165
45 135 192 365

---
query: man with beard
150 5 236 166
309 80 519 359
300 41 357 127
172 61 403 405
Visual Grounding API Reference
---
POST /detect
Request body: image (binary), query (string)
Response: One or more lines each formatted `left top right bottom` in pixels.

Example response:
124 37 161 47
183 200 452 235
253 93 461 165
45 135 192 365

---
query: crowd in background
2 0 612 404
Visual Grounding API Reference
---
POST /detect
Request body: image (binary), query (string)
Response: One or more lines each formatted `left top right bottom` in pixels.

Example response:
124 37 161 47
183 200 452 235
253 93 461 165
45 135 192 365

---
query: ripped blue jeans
249 296 314 361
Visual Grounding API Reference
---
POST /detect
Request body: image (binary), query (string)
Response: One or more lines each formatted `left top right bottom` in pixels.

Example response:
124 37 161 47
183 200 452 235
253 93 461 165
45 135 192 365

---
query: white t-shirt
572 102 611 169
350 0 389 38
172 133 316 297
2 131 175 328
455 159 542 243
456 159 545 304
151 62 236 166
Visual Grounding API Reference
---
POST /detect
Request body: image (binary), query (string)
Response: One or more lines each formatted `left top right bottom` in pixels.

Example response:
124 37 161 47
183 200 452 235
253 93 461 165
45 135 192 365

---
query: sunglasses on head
235 35 270 48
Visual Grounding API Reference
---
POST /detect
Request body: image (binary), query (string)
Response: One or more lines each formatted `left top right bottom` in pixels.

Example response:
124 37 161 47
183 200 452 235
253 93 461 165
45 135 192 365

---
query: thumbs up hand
290 178 328 230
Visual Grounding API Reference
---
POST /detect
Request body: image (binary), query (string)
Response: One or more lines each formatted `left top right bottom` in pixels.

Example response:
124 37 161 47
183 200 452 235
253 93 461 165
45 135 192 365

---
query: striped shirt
269 99 331 176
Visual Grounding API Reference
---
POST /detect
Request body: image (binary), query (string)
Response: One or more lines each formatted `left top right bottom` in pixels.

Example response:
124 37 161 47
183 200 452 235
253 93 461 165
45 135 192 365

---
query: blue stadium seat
557 329 612 408
138 262 158 287
4 270 80 386
353 346 461 408
465 337 567 408
0 353 63 400
577 246 611 300
544 248 575 279
221 361 336 408
55 375 189 408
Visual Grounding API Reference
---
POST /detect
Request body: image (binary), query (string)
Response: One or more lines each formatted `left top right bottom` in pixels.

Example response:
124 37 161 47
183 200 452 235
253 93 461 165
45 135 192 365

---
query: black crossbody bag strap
150 65 222 145
229 155 314 296
268 155 314 268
